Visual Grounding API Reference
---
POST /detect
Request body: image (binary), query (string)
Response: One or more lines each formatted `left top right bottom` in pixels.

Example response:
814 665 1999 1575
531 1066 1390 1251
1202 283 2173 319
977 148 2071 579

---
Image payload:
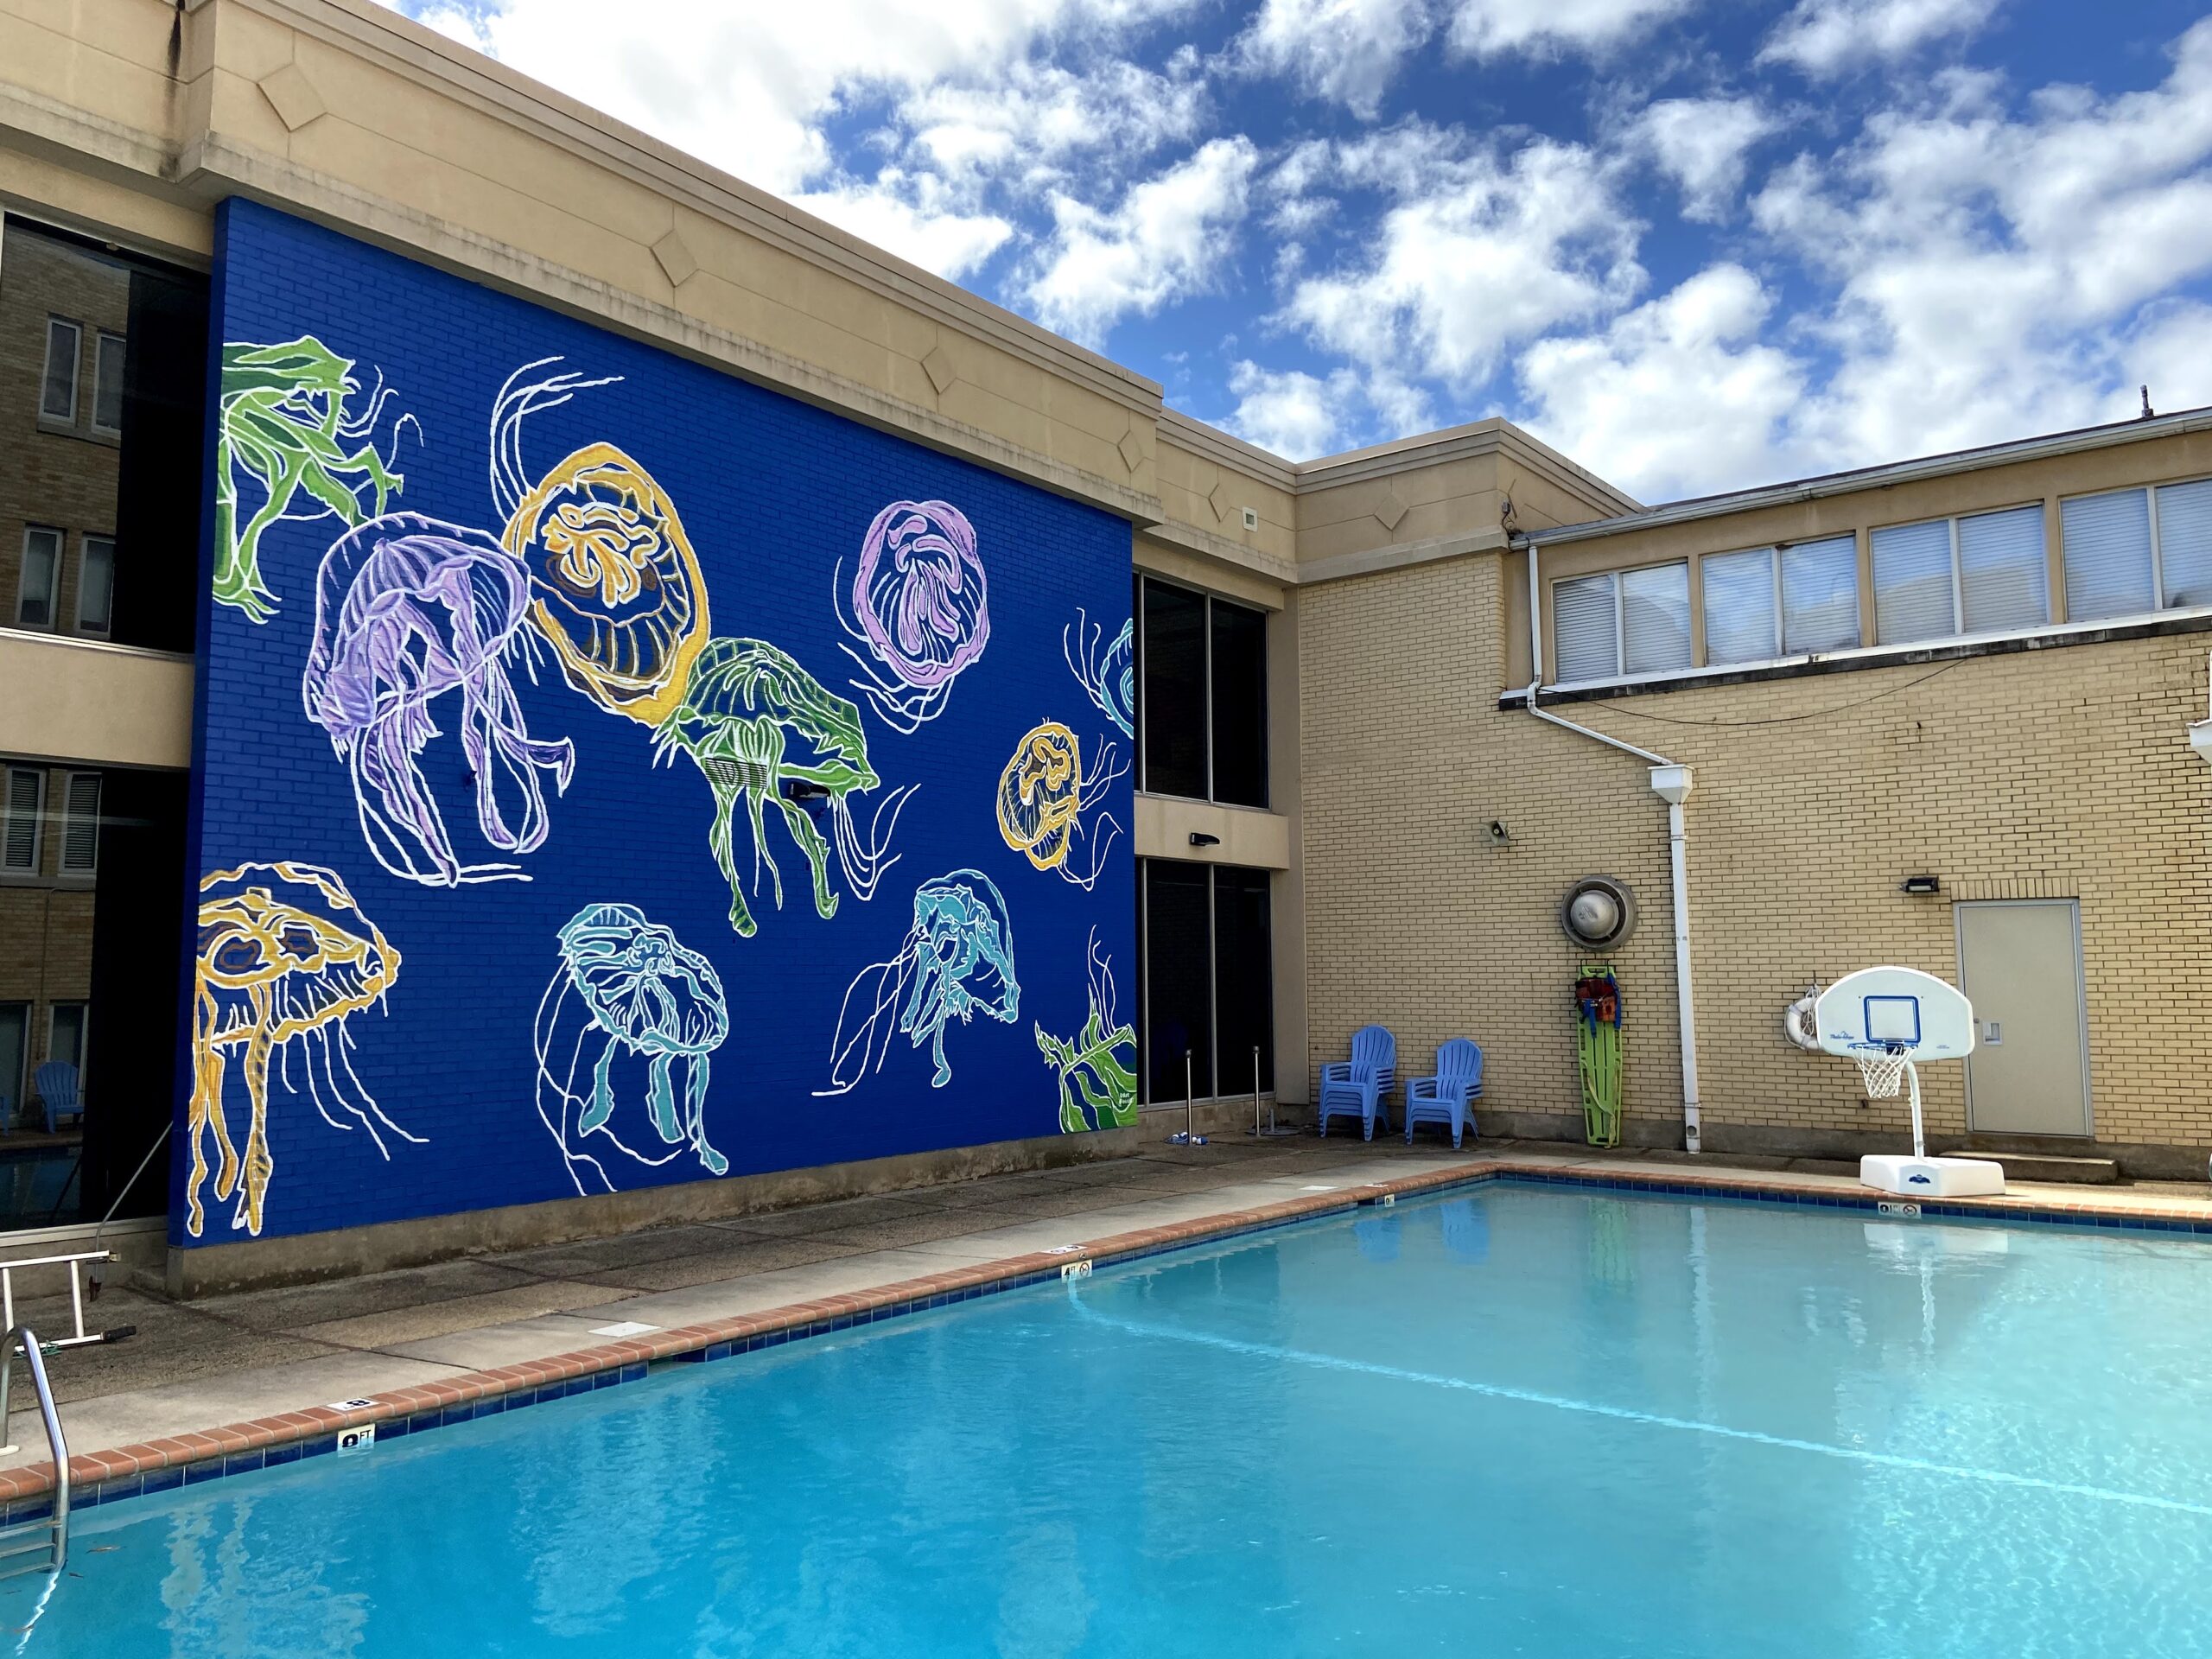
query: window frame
39 316 82 424
1548 560 1694 686
2058 474 2212 621
0 1002 26 1120
56 771 99 878
16 526 63 632
46 1001 87 1090
1135 574 1269 809
3 767 46 875
1870 501 2050 647
91 330 126 436
75 534 115 637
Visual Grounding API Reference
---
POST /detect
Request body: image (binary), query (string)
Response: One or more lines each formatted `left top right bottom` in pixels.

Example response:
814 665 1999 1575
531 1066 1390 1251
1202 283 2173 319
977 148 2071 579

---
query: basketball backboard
1814 966 1974 1062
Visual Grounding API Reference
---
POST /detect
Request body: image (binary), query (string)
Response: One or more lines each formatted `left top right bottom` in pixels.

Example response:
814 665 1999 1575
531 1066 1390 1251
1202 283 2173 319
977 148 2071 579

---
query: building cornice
1157 409 1299 493
243 0 1162 416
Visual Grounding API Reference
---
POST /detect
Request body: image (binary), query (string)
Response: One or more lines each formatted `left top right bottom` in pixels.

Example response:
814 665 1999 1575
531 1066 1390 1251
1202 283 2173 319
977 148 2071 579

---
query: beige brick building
3 0 2209 1268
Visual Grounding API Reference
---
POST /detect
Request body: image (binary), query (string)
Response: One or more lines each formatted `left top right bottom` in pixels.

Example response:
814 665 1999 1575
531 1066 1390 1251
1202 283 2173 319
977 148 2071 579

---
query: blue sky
395 1 2212 503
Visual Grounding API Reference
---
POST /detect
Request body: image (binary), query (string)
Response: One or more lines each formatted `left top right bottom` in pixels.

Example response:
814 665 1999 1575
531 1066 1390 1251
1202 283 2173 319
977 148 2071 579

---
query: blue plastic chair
1404 1039 1484 1149
1318 1026 1395 1140
34 1063 79 1135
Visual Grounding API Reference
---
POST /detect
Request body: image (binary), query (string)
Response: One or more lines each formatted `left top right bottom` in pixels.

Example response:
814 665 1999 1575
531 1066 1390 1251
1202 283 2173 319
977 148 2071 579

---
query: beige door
1955 900 2091 1137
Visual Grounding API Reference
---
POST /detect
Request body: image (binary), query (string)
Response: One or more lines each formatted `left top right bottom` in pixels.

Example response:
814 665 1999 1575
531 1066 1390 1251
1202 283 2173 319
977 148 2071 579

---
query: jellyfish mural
1062 610 1135 739
653 638 913 938
213 336 416 623
1035 931 1139 1133
533 903 731 1195
995 720 1126 892
189 862 410 1237
302 512 576 887
836 499 990 733
491 359 713 727
818 870 1019 1095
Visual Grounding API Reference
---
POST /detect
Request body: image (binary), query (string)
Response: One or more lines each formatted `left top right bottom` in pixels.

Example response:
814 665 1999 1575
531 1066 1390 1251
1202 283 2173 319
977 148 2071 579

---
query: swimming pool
24 1182 2212 1655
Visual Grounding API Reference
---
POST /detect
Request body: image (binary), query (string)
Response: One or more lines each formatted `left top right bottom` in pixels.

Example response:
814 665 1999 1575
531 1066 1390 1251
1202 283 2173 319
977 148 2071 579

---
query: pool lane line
1067 1296 2212 1520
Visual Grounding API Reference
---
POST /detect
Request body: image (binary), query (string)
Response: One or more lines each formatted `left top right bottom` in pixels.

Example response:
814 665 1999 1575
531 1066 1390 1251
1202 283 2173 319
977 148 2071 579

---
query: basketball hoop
1851 1041 1910 1099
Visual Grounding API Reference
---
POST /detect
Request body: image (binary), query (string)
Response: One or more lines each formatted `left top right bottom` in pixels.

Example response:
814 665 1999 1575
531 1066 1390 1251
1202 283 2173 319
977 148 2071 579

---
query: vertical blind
1700 548 1777 665
59 772 100 874
1621 564 1692 674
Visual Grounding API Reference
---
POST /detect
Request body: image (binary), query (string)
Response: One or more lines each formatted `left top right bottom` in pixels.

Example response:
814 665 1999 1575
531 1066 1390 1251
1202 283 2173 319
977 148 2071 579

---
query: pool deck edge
19 1153 2212 1517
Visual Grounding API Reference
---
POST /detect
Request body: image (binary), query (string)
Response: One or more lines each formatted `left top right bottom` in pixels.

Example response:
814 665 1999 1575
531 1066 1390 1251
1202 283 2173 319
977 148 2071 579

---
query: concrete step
1955 1147 2120 1185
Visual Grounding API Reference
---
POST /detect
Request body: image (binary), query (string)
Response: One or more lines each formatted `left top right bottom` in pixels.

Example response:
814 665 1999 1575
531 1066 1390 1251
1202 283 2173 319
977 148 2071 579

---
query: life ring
1783 993 1821 1052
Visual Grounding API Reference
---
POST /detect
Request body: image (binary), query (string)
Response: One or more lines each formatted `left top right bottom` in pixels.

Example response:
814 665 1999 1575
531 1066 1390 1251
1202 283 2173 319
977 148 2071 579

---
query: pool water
25 1184 2212 1656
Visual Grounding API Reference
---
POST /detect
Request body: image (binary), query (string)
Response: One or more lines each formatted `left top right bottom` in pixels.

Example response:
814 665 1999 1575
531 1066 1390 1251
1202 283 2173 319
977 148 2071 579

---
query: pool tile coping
18 1155 2212 1522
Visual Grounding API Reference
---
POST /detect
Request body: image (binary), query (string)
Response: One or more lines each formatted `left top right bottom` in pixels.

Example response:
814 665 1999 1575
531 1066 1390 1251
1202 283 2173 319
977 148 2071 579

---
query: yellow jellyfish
190 862 410 1237
995 720 1125 891
491 360 712 727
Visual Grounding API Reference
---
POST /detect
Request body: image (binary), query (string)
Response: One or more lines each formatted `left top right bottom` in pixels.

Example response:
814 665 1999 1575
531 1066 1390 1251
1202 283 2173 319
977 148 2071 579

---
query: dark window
1141 860 1213 1104
1209 599 1268 807
1141 579 1207 798
1137 858 1274 1103
1137 576 1268 805
1212 866 1274 1096
4 217 209 653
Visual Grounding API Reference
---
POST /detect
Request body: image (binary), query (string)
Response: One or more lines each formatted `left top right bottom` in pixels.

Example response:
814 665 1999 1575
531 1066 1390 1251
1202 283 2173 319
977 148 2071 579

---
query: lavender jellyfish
1062 610 1135 738
817 870 1019 1095
835 499 990 733
302 512 575 887
533 903 731 1195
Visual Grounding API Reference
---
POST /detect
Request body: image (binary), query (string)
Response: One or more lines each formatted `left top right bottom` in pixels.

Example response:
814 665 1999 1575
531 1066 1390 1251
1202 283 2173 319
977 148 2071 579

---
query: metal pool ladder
0 1328 69 1578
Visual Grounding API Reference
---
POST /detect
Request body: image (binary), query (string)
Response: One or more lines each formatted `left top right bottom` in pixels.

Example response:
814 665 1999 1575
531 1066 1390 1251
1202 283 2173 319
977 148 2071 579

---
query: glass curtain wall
1135 575 1268 808
1136 858 1274 1105
0 214 207 1229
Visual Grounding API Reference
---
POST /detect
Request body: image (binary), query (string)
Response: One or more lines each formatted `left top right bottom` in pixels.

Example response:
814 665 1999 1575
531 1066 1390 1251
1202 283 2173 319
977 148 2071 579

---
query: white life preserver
1783 993 1822 1052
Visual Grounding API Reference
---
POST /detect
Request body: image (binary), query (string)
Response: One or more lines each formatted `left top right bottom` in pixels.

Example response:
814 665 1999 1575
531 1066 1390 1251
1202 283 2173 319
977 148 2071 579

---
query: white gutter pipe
2191 651 2212 764
1523 539 1703 1153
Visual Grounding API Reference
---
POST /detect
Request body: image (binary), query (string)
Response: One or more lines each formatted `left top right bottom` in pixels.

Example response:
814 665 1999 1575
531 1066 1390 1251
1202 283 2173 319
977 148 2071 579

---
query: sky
391 0 2212 505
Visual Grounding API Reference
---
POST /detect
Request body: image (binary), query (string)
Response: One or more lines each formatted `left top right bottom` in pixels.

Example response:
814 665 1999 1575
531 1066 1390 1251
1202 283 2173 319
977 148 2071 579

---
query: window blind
1553 573 1619 682
1701 548 1778 665
2158 478 2212 609
1956 505 2048 632
1781 535 1860 652
2061 490 2155 621
1622 563 1692 676
59 772 100 874
1872 519 1956 645
2 771 41 872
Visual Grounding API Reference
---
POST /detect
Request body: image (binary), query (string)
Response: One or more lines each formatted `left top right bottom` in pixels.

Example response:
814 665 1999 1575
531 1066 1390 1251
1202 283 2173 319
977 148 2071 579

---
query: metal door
1955 900 2091 1137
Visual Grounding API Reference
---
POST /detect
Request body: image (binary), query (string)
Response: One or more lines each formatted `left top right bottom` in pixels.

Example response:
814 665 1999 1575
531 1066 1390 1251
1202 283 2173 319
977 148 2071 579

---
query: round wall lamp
1561 874 1637 950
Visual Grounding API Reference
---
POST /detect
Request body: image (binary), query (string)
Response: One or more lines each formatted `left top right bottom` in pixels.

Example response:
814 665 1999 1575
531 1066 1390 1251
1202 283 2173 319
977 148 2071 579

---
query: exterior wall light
1900 875 1942 895
1188 832 1221 848
1485 820 1510 847
1561 875 1637 950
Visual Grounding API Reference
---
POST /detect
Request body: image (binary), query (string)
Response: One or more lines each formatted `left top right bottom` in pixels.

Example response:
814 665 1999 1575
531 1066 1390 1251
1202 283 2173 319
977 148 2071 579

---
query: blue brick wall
177 200 1135 1247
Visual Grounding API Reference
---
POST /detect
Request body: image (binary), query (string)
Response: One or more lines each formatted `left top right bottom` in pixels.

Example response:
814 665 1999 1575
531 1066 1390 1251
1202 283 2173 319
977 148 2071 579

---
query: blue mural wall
177 200 1136 1246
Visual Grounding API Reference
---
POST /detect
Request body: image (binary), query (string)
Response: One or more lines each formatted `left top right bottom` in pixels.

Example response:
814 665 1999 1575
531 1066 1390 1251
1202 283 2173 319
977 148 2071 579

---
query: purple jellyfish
835 499 990 733
302 512 575 887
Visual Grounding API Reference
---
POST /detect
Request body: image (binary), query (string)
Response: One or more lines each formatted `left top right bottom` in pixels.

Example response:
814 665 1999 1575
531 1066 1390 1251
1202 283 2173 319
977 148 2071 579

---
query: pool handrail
0 1325 68 1576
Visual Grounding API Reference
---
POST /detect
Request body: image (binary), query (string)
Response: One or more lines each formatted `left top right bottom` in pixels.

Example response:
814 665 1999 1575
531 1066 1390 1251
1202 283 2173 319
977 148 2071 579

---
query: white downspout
1522 537 1703 1153
2190 651 2212 764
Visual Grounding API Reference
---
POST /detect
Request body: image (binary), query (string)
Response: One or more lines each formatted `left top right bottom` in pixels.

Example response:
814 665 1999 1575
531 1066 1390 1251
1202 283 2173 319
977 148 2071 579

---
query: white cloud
1446 0 1695 60
1237 0 1435 119
2120 301 2212 421
1752 18 2212 466
1759 0 2003 77
1221 359 1360 457
1278 129 1643 386
395 1 1192 194
1023 137 1262 345
1517 265 1807 499
789 176 1014 280
899 57 1206 193
1637 97 1780 222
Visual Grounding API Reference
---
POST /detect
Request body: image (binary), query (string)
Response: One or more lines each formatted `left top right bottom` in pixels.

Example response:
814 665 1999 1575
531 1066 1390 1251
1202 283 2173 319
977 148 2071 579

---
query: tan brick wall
1300 549 2212 1156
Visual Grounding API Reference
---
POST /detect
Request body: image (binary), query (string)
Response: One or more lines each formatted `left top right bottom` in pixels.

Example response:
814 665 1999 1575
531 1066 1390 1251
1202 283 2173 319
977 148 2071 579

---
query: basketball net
1852 1042 1910 1099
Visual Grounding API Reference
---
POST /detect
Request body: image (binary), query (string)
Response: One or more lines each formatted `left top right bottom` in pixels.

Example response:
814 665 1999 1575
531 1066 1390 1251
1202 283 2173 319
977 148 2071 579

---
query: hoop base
1859 1154 2005 1198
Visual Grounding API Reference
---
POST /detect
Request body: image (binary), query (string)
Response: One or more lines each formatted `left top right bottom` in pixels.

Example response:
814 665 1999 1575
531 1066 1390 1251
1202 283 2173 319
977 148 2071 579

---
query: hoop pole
1908 1061 1925 1160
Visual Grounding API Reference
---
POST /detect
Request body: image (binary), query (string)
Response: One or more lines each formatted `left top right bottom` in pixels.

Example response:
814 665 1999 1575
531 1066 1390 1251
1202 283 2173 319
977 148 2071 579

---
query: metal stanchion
1169 1048 1207 1145
1247 1044 1297 1138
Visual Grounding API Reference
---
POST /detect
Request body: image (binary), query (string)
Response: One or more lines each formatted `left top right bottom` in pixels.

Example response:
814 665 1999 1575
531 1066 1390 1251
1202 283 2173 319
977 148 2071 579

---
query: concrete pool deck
10 1135 2212 1510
